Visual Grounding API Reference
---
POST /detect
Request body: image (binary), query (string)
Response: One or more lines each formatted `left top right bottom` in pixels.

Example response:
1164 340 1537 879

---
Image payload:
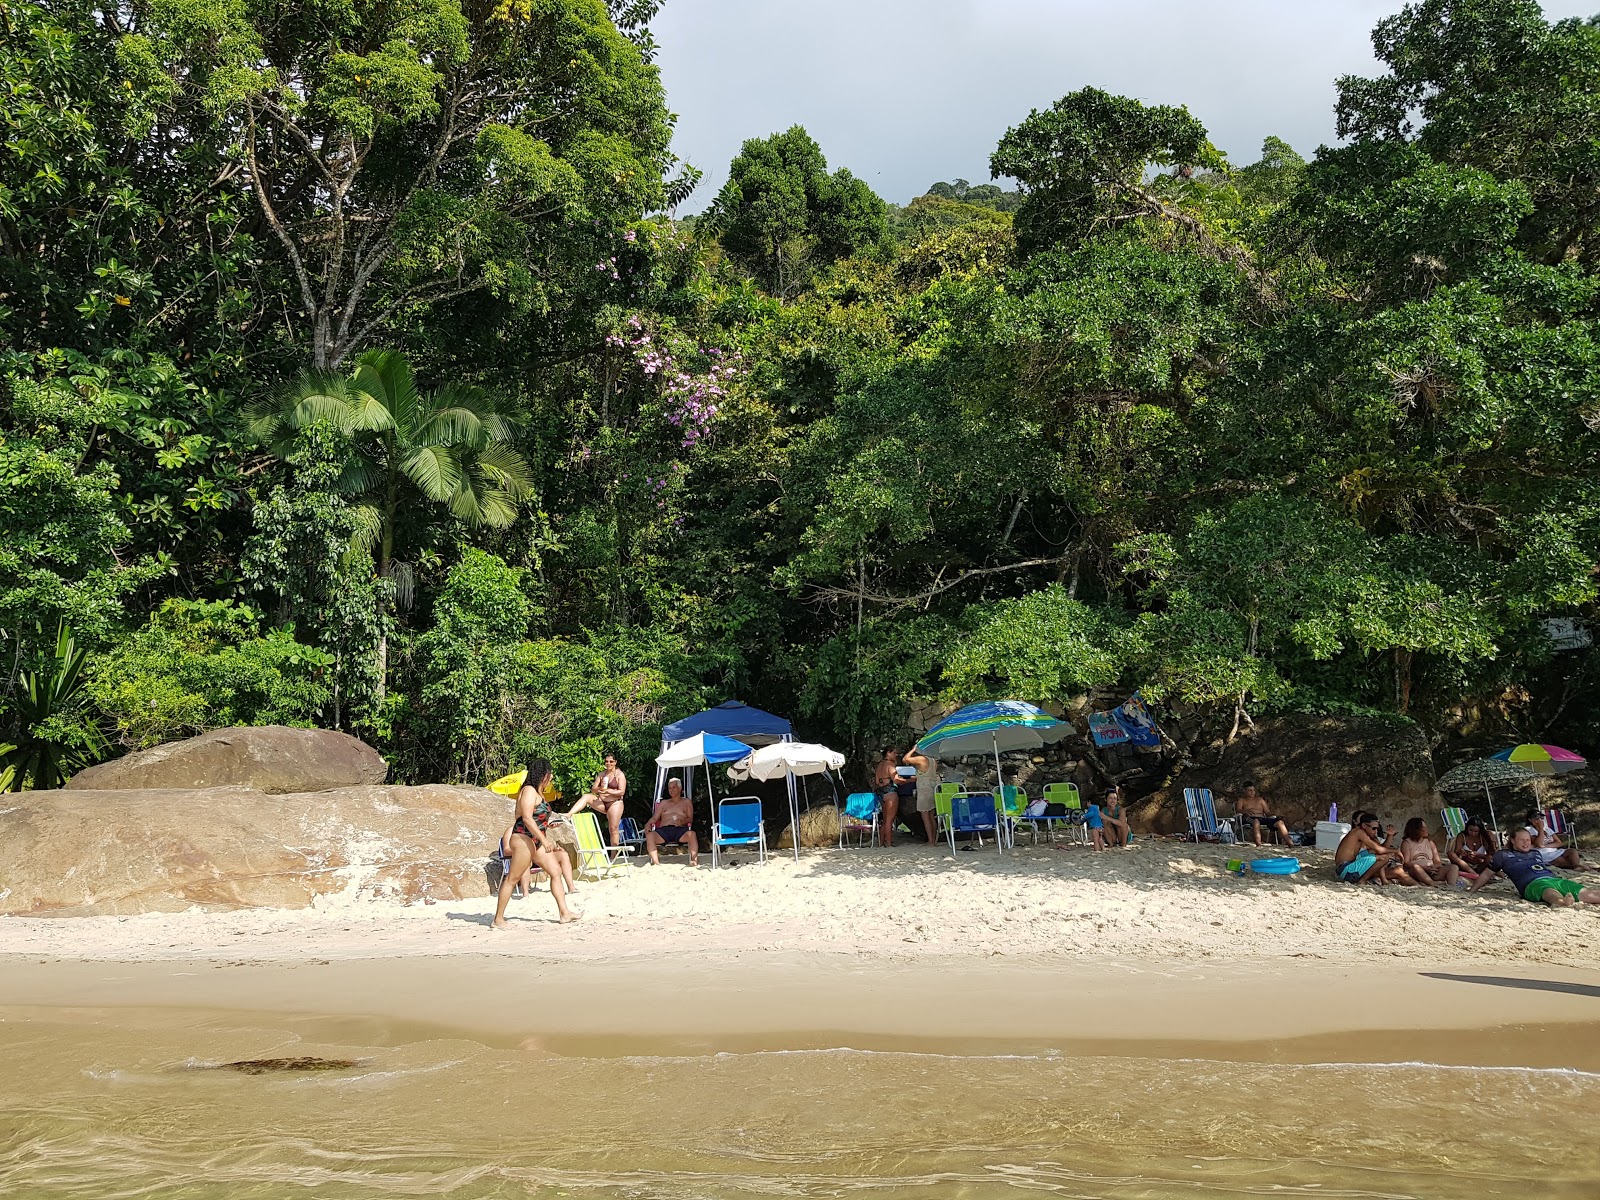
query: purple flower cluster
607 316 745 450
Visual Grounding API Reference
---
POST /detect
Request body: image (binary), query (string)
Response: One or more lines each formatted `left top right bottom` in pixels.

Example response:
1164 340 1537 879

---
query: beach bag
1043 802 1068 816
845 793 877 821
1025 799 1048 817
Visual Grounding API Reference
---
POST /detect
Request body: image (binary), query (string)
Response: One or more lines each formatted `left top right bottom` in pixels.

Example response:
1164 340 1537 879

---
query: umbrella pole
706 761 718 868
788 770 799 861
1484 783 1500 841
993 732 1006 853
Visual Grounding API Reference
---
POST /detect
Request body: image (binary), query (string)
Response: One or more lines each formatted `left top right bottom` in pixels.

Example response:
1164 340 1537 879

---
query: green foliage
89 600 333 749
1 621 106 791
707 126 888 296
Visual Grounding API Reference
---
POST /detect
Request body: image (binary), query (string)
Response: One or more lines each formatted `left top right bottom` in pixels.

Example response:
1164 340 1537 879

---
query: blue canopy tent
657 701 801 860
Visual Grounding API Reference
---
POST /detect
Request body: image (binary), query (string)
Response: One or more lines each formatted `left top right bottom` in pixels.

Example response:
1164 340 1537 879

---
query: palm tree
250 349 535 583
249 350 534 700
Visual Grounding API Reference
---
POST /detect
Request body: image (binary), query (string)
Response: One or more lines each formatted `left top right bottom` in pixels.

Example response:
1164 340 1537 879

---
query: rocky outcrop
0 783 506 914
777 805 843 849
65 726 388 794
1137 714 1436 834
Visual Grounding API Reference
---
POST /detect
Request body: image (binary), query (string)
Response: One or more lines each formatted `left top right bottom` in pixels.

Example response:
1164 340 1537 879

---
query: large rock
1137 714 1436 834
777 805 843 850
0 784 507 914
65 726 388 794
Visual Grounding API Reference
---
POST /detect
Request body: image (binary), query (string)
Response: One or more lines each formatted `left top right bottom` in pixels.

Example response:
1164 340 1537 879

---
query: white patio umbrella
655 733 754 838
727 741 846 782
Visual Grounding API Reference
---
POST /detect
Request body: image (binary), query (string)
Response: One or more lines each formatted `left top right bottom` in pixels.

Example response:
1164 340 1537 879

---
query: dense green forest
5 0 1600 793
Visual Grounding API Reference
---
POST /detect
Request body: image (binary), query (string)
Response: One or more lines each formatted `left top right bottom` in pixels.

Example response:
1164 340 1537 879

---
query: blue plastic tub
1248 857 1301 876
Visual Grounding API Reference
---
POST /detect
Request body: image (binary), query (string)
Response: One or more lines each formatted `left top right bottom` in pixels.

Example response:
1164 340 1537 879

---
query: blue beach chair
1184 788 1225 843
712 796 767 868
947 792 1003 857
839 792 879 848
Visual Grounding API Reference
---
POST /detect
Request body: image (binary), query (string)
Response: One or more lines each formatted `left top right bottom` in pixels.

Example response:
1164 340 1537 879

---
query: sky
651 0 1597 210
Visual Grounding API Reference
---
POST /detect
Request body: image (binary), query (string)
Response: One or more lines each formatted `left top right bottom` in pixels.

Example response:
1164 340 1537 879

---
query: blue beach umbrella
915 701 1069 808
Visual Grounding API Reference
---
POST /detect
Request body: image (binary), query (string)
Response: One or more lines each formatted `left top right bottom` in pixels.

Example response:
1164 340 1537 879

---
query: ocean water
1 1006 1596 1198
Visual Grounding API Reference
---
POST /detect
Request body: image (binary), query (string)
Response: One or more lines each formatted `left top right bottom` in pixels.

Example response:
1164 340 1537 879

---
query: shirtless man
1333 810 1411 884
646 776 699 866
1234 782 1290 846
493 759 580 927
570 751 626 845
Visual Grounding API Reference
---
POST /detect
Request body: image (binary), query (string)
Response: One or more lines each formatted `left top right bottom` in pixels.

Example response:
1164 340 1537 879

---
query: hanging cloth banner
1088 711 1130 747
1113 692 1162 748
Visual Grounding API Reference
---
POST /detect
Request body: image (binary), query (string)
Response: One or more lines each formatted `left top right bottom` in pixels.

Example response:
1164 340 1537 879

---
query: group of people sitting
1333 808 1595 906
490 753 703 929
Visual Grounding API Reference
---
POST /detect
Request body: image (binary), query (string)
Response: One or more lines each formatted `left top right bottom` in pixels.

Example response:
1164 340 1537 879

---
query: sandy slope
4 840 1598 969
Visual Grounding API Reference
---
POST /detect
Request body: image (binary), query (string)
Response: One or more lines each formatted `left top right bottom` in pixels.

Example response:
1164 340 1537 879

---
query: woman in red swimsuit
493 759 580 928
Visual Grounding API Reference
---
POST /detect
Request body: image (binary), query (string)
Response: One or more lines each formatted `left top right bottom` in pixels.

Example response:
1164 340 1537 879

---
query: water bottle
1328 802 1338 824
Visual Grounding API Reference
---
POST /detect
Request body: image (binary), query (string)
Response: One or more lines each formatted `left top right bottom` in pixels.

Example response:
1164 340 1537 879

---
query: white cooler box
1315 821 1351 850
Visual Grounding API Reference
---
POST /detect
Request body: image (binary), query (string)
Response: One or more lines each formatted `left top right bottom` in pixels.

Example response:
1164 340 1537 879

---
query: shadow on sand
1419 972 1600 999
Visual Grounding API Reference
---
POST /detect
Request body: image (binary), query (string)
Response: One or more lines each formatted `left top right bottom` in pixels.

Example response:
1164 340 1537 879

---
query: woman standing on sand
493 760 580 928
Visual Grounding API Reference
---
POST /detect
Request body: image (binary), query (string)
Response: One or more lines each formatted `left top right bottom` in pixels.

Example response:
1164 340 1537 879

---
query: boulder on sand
65 726 388 794
777 805 842 850
0 784 505 914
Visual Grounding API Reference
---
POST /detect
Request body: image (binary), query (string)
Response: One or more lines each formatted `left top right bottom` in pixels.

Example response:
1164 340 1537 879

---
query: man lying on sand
646 777 699 866
1234 782 1290 846
493 759 580 927
1334 811 1410 884
1470 827 1598 907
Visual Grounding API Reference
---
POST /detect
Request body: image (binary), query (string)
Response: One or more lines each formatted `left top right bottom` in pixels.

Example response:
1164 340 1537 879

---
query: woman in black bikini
493 759 580 928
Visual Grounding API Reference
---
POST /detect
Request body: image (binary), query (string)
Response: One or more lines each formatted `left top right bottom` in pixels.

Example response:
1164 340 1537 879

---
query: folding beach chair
998 785 1028 847
1440 807 1469 841
618 816 646 855
933 782 962 837
839 792 879 848
571 810 631 879
1544 806 1578 848
1039 782 1086 844
1183 788 1225 843
712 796 767 868
947 792 1003 857
486 838 544 895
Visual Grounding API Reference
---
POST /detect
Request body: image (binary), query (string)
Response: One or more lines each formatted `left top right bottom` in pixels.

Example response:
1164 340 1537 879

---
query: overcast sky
652 0 1596 210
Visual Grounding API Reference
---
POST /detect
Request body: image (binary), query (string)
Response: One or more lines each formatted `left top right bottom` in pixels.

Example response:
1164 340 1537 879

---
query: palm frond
347 503 384 562
473 442 536 500
354 350 420 433
245 370 354 452
399 444 463 503
335 453 382 498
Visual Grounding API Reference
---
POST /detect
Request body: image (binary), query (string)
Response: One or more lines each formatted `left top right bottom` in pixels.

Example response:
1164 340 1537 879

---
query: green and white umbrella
1437 757 1540 835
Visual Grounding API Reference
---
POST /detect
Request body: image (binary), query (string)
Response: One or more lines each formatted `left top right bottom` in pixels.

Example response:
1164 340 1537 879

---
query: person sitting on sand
1469 826 1598 907
569 751 626 846
493 759 579 927
1399 817 1460 888
1523 811 1584 870
1334 811 1410 884
1234 782 1290 847
1448 816 1498 877
645 776 699 866
1099 786 1130 848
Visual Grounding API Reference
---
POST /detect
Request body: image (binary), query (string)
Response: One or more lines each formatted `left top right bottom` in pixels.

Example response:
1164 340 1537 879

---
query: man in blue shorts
1470 827 1597 907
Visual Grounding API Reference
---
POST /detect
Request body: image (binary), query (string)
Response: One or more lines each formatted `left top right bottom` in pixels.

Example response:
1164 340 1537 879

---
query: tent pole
788 770 799 860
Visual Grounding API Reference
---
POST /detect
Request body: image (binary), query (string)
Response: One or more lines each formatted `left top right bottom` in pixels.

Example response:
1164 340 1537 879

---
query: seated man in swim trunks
1234 782 1290 846
1470 826 1598 907
646 776 699 867
1333 811 1410 884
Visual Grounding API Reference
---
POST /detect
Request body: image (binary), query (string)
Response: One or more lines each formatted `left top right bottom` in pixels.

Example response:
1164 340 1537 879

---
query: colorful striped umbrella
916 702 1068 846
1490 743 1586 776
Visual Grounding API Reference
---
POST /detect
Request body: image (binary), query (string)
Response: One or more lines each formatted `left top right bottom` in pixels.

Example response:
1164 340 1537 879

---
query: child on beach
1399 817 1461 888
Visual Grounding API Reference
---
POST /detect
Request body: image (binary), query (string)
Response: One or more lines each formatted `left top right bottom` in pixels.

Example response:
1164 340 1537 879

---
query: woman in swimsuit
1448 817 1497 878
1399 817 1459 887
493 759 580 928
1100 787 1130 848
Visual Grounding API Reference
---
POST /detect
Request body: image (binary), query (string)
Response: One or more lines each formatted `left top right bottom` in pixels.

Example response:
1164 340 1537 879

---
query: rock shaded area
0 784 506 915
65 726 388 794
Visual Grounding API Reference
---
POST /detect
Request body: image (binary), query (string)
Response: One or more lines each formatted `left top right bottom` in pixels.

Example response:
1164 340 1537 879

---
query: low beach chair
486 838 544 895
618 816 646 856
1041 781 1086 845
997 785 1028 847
1183 788 1224 843
946 792 1003 857
712 796 767 868
839 792 879 848
1545 806 1577 848
1441 807 1468 840
933 782 962 837
571 810 631 879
